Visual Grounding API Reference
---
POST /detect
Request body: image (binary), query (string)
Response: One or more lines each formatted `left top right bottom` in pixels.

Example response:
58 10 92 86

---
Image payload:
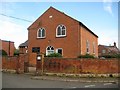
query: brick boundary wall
2 56 18 70
37 58 120 74
2 56 120 74
2 54 29 73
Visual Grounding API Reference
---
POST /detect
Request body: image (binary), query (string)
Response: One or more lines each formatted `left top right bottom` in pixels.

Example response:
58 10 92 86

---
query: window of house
102 50 106 54
37 28 45 38
86 40 90 54
46 46 54 55
56 24 66 37
93 42 95 54
32 47 40 53
56 48 63 55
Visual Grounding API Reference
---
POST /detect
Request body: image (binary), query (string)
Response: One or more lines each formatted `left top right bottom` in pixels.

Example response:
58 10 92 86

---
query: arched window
37 28 45 38
46 46 54 55
86 40 90 54
93 42 95 54
56 24 66 37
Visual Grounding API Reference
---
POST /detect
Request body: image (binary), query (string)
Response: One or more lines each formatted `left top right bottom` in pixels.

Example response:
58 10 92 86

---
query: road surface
2 72 119 89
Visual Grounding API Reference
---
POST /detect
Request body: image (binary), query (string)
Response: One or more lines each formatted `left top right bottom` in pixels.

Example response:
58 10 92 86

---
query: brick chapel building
26 7 98 65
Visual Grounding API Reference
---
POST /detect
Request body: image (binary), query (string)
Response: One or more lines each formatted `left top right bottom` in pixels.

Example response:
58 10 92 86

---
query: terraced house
25 7 98 65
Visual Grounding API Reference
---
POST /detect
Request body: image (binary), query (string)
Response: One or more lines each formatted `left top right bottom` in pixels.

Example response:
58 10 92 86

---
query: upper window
37 28 46 38
56 24 66 37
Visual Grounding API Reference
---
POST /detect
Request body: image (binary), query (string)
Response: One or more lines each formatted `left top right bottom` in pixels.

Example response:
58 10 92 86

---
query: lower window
46 46 54 55
56 48 63 55
32 47 40 53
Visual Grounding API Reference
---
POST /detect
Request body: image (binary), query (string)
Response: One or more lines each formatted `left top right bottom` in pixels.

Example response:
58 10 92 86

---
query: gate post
36 53 44 75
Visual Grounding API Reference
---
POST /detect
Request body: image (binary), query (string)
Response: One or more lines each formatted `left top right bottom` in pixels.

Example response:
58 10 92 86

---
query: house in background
19 40 28 54
25 7 98 66
0 39 16 56
98 42 120 57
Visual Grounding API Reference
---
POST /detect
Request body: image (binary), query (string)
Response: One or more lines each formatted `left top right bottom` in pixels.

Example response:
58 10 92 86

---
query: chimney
114 42 116 47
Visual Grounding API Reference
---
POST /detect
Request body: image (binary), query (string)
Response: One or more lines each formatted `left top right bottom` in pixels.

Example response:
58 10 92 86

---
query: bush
14 49 19 56
78 54 94 58
46 53 62 57
101 54 120 58
0 50 7 56
114 54 120 58
0 50 8 56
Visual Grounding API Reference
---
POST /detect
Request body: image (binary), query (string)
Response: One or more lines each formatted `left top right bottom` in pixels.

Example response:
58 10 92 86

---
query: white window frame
46 46 54 56
56 48 63 56
56 24 66 37
37 28 46 38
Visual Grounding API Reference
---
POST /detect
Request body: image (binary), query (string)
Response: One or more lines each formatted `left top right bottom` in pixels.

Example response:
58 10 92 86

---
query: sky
0 1 118 49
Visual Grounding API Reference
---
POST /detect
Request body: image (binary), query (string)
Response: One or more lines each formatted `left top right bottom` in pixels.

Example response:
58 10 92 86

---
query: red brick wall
2 54 29 73
2 56 18 70
80 26 98 57
37 58 119 74
28 53 37 67
1 40 15 56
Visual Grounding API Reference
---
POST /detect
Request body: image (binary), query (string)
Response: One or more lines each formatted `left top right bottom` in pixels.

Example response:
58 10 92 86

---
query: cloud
103 0 113 16
0 17 28 48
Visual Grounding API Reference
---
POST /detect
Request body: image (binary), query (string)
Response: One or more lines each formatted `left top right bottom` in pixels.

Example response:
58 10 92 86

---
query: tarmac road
2 72 119 89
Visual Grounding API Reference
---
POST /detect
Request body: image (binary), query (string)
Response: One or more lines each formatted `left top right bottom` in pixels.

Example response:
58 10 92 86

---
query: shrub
115 54 120 58
46 53 62 57
0 50 8 56
78 54 94 58
14 49 19 56
101 54 120 58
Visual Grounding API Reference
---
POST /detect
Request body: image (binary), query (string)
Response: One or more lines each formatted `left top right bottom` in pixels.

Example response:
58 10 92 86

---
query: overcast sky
0 1 118 49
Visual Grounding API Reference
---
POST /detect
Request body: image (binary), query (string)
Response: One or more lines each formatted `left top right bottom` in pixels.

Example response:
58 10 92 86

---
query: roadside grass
43 73 120 78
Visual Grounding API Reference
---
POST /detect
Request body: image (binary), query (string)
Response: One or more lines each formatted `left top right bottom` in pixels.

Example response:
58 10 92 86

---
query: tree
14 49 19 56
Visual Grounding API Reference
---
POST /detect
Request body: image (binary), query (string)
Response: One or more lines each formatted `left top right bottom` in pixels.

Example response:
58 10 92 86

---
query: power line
0 13 33 22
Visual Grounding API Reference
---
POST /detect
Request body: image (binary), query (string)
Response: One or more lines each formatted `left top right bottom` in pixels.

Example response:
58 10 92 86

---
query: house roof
99 44 120 54
28 6 98 38
1 40 14 43
19 40 28 47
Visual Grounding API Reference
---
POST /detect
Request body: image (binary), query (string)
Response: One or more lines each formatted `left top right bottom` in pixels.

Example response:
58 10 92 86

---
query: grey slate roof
19 40 28 47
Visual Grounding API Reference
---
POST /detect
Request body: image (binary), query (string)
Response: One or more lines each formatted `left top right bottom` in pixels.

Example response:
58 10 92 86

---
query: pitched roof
19 40 28 47
99 44 120 54
28 6 98 38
